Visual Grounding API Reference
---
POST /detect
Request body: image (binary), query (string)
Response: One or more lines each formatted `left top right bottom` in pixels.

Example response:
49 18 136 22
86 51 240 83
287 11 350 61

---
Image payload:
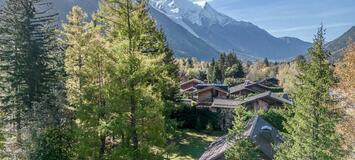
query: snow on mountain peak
192 1 207 8
149 0 232 26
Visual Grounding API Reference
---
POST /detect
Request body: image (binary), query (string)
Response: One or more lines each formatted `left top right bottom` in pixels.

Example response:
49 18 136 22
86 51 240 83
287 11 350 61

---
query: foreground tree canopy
275 27 347 160
0 0 351 160
0 0 178 159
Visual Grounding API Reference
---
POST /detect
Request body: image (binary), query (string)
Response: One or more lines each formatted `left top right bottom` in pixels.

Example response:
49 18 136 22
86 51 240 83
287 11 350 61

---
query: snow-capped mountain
148 0 311 60
149 6 219 59
149 0 231 35
0 0 311 60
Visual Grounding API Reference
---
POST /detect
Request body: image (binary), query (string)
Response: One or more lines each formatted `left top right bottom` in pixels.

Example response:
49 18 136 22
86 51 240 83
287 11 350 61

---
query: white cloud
269 23 352 33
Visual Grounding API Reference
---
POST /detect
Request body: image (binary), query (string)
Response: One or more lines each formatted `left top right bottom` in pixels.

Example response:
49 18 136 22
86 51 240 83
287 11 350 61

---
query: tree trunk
130 89 139 159
126 0 139 159
98 136 106 160
16 111 22 145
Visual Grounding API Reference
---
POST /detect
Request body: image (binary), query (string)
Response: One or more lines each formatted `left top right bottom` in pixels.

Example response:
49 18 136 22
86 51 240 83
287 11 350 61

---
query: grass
169 129 225 160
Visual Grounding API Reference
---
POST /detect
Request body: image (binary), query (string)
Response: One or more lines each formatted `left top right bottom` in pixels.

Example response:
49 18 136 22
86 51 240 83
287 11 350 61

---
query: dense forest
0 0 353 160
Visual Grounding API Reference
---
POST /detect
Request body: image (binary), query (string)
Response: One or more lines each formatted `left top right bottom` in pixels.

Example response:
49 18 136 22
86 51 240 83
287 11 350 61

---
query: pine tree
62 6 113 159
226 107 260 160
0 0 71 158
219 53 227 81
0 111 5 158
275 26 347 160
0 1 36 153
226 52 238 67
62 6 89 110
207 59 217 83
187 58 193 68
62 1 177 159
263 58 270 67
99 0 168 158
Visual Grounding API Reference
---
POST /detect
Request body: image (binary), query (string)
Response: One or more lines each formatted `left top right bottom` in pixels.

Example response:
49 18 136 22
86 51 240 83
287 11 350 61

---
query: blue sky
202 0 355 42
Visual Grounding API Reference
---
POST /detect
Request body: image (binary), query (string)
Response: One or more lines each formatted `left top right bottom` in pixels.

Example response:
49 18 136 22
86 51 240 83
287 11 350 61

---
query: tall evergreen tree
97 0 175 158
62 6 89 110
263 58 270 67
0 0 71 158
219 53 227 81
0 1 37 152
62 6 113 159
207 59 217 83
0 111 5 158
226 52 238 67
275 26 347 160
62 1 179 159
226 107 261 160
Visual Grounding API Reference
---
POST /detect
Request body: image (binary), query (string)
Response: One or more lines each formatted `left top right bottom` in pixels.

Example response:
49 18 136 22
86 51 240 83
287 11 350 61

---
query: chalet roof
181 86 197 93
240 91 293 105
209 92 292 109
199 135 228 160
242 116 283 159
211 99 241 109
229 84 247 93
199 116 282 160
229 80 268 94
180 78 204 86
258 77 279 85
195 84 229 94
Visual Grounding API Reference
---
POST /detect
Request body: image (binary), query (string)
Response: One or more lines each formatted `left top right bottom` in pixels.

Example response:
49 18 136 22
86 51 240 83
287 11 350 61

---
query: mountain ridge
149 6 220 59
0 0 312 60
148 0 311 60
326 26 355 60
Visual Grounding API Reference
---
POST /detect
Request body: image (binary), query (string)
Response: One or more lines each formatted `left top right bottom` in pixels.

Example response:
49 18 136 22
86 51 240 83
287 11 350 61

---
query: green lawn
169 129 225 160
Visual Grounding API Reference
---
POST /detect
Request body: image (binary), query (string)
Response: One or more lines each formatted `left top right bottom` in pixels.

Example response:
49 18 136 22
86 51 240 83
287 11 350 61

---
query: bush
226 138 261 160
170 104 220 131
259 108 290 133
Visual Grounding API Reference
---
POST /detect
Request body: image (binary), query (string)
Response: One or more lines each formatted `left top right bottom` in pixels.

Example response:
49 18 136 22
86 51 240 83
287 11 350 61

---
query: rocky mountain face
149 6 219 59
149 0 311 60
326 26 355 60
1 0 312 60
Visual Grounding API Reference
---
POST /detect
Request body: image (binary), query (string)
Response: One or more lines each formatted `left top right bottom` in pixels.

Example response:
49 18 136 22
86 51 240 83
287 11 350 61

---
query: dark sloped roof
195 84 229 93
211 99 241 109
229 80 269 94
243 116 283 159
181 86 197 93
229 84 247 93
210 92 293 110
199 116 282 160
240 91 293 105
229 80 254 93
258 77 279 84
180 78 204 86
198 135 229 160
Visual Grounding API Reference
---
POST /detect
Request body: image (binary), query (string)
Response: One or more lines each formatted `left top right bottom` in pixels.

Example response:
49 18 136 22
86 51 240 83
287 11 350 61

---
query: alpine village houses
179 77 292 160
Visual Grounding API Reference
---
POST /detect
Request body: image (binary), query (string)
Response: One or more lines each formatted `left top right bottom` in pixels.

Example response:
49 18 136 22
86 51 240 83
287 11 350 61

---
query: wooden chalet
258 77 280 87
240 91 293 111
211 91 292 111
195 84 229 106
199 116 283 160
210 91 292 130
180 78 204 93
229 80 270 97
211 99 241 110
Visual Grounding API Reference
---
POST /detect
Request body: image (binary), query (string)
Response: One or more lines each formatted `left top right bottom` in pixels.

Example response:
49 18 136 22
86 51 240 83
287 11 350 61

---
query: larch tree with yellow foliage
335 42 355 156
